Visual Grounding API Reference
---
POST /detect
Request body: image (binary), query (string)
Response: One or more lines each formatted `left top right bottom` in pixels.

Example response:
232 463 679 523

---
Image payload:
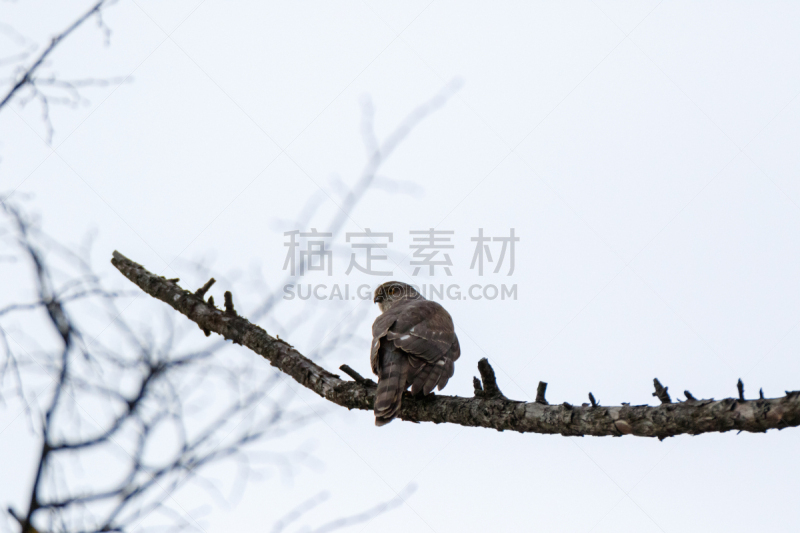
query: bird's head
373 281 423 312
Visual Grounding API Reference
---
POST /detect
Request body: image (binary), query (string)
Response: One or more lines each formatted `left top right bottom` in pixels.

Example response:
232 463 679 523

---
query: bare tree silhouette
1 4 442 533
0 202 317 533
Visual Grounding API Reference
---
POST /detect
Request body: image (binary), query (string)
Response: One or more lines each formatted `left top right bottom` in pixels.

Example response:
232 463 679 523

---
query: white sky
2 1 800 532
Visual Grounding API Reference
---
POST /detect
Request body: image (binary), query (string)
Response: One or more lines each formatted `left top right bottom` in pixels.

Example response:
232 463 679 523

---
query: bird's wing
371 298 460 396
436 335 460 391
370 311 397 375
384 299 456 363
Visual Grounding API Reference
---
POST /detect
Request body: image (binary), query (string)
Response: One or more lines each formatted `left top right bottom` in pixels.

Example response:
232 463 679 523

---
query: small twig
653 378 671 404
472 376 483 397
535 381 548 405
194 278 215 299
7 507 23 528
339 365 376 387
224 291 236 316
477 358 506 399
759 388 764 400
588 392 598 407
194 279 216 337
684 390 697 402
737 379 745 401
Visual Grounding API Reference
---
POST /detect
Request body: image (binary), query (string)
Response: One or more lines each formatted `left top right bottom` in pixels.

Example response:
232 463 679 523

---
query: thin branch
271 491 330 533
535 381 548 405
194 278 216 299
111 251 800 439
652 378 671 404
474 357 506 400
1 201 311 533
245 80 462 325
339 364 376 387
0 1 110 111
308 484 416 533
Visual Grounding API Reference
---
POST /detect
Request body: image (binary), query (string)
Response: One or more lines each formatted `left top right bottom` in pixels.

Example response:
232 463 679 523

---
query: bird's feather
374 341 409 426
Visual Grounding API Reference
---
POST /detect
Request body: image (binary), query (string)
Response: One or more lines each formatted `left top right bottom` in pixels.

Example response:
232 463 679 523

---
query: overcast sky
2 1 800 532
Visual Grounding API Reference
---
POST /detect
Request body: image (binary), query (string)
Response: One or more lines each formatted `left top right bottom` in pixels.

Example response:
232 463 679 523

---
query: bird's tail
374 342 409 426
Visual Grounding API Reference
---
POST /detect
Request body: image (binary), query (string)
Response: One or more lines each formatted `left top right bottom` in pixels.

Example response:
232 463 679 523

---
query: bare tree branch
0 1 129 144
0 203 315 533
270 491 330 533
245 80 462 326
111 251 800 439
0 1 111 111
308 484 416 533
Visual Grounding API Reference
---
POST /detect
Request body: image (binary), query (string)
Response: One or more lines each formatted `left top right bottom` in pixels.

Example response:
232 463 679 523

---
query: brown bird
371 281 460 426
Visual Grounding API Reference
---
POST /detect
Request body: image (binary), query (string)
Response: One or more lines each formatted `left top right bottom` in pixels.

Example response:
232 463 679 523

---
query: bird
370 281 460 426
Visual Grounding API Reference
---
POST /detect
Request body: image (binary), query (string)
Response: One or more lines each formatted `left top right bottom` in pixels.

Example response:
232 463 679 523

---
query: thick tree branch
111 251 800 439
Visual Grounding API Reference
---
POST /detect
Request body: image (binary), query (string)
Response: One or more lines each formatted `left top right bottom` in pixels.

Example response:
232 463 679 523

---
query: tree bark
111 251 800 439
